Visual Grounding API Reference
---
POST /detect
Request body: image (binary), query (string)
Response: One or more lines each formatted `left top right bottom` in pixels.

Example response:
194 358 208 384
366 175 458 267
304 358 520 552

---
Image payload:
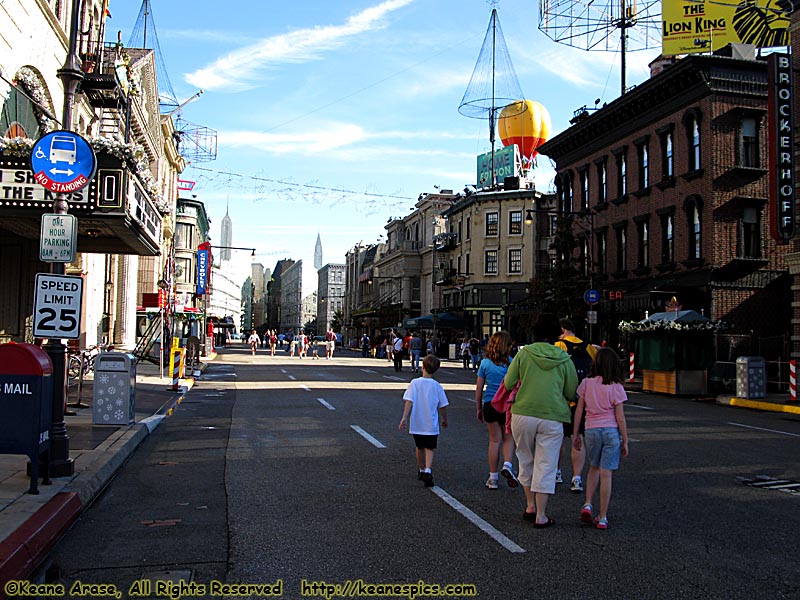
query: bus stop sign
30 130 96 193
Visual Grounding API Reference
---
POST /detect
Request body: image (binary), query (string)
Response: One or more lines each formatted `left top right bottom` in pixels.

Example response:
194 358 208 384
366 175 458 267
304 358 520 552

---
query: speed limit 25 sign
33 273 83 339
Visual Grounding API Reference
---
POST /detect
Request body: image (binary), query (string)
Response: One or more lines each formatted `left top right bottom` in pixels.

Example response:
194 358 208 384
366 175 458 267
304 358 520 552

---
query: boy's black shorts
413 434 438 450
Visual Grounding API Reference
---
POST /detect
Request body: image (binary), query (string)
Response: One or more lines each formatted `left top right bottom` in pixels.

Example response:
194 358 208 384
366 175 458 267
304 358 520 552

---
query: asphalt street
43 346 800 600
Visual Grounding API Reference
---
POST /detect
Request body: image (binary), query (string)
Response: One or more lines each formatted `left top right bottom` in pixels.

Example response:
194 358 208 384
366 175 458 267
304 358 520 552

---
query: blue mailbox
0 343 53 494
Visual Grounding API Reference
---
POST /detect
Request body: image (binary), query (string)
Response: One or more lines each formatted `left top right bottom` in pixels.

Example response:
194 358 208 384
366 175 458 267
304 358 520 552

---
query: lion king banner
662 0 789 55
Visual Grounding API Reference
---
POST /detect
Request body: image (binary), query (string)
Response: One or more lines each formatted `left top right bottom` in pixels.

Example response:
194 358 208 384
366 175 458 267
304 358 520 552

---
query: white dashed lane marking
350 425 386 448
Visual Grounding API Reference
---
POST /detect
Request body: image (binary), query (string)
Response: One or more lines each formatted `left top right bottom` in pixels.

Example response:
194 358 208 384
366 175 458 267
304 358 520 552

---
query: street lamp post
42 0 85 477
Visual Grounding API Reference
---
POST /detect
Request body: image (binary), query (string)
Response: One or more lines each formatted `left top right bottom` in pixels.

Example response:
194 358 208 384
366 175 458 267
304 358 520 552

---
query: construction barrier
629 352 635 382
179 348 186 379
169 347 183 391
790 359 796 402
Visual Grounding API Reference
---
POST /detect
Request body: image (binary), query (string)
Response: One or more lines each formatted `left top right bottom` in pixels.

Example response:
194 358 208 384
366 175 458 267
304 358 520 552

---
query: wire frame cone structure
538 0 662 96
459 8 525 190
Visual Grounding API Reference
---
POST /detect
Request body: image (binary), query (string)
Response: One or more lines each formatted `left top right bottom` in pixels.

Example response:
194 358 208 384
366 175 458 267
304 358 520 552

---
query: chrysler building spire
314 233 323 270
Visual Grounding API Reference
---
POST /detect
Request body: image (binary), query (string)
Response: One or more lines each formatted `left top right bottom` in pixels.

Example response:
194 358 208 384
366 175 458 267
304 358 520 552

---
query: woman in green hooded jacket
503 313 578 528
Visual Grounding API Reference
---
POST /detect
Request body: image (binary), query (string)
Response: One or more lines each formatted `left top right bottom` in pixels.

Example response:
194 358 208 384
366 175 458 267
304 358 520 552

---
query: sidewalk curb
716 396 800 414
0 492 81 591
0 389 187 589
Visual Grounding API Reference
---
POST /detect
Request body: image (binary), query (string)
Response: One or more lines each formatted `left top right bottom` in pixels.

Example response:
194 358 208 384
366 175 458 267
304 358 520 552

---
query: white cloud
218 124 482 156
185 0 415 91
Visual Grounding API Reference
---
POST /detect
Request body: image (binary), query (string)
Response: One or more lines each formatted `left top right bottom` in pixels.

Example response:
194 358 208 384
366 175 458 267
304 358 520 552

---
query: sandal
580 503 593 524
533 516 555 528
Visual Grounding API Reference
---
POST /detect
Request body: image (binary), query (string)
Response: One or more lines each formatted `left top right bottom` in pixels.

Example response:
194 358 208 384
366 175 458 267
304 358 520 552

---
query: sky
107 0 662 293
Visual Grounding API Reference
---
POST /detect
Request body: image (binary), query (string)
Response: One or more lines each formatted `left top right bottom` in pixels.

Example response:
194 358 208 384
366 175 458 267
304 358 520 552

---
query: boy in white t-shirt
398 355 449 487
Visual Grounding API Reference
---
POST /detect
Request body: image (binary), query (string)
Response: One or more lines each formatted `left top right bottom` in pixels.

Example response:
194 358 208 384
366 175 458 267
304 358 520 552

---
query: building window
509 248 522 273
689 117 701 171
581 237 590 276
596 159 607 203
466 216 471 240
740 206 761 258
457 220 462 244
564 175 573 213
175 223 193 250
457 255 462 276
509 210 522 235
688 205 701 259
175 257 192 284
617 152 627 197
615 226 627 272
638 143 649 189
485 250 498 274
466 253 470 275
741 116 759 168
597 231 607 275
580 168 589 210
660 213 674 263
486 212 499 236
660 128 674 178
637 221 649 268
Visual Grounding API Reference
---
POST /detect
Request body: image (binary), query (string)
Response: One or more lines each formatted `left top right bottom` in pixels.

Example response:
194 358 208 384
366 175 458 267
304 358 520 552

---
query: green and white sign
40 213 77 262
476 145 519 190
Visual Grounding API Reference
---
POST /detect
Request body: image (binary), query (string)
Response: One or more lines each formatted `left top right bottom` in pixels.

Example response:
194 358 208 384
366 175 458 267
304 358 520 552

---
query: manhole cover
738 475 800 495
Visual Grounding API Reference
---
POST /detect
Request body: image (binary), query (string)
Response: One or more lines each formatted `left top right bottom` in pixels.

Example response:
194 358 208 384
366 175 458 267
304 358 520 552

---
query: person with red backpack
555 318 598 493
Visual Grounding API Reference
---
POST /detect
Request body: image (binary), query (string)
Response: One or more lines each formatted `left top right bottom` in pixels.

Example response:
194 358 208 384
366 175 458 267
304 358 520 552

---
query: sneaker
500 466 519 488
485 477 499 490
555 469 563 484
570 475 584 493
580 503 593 523
594 516 608 530
422 472 434 487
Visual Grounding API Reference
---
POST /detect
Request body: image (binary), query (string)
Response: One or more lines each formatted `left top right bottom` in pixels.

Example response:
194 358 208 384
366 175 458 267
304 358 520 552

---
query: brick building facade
539 47 792 358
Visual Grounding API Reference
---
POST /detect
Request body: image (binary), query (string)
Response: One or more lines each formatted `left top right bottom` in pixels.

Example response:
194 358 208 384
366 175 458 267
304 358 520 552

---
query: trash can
449 344 457 360
93 352 136 425
736 356 766 399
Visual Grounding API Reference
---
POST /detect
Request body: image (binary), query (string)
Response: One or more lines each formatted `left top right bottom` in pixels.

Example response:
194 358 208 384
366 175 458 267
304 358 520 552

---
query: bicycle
67 343 113 383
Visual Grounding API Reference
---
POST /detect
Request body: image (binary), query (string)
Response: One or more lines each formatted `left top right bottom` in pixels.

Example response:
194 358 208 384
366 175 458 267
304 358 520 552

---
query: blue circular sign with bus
30 130 96 193
584 289 600 305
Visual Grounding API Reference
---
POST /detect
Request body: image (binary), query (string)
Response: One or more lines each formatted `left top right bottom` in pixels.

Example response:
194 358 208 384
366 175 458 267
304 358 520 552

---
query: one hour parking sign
33 273 83 339
40 213 77 262
30 130 96 193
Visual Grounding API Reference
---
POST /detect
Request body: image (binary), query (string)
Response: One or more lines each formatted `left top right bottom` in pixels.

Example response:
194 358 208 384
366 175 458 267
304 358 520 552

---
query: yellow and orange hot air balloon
497 99 551 161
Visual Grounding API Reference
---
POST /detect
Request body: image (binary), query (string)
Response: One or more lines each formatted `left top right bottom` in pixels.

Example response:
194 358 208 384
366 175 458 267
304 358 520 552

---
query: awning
403 312 465 330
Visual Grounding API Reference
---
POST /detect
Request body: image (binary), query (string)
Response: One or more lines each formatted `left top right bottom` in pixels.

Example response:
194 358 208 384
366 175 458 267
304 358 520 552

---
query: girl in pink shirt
572 348 629 529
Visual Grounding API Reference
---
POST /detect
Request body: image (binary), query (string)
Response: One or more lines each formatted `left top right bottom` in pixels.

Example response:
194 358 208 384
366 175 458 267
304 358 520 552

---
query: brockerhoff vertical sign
768 53 795 243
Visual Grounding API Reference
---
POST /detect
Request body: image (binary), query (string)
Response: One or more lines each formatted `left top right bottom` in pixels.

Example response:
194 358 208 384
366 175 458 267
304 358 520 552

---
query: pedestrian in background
461 337 471 370
398 354 449 488
409 331 423 372
386 330 395 362
503 313 578 528
393 334 405 372
469 336 481 372
572 347 629 530
475 330 518 490
555 318 598 493
247 330 260 356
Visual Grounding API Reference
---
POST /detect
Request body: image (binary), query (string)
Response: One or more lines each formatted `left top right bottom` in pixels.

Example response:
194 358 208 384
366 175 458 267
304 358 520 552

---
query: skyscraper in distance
314 233 323 270
221 202 233 262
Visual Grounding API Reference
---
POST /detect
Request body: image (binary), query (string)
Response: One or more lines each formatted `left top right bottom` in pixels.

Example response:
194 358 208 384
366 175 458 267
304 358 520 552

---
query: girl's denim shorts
585 427 621 470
